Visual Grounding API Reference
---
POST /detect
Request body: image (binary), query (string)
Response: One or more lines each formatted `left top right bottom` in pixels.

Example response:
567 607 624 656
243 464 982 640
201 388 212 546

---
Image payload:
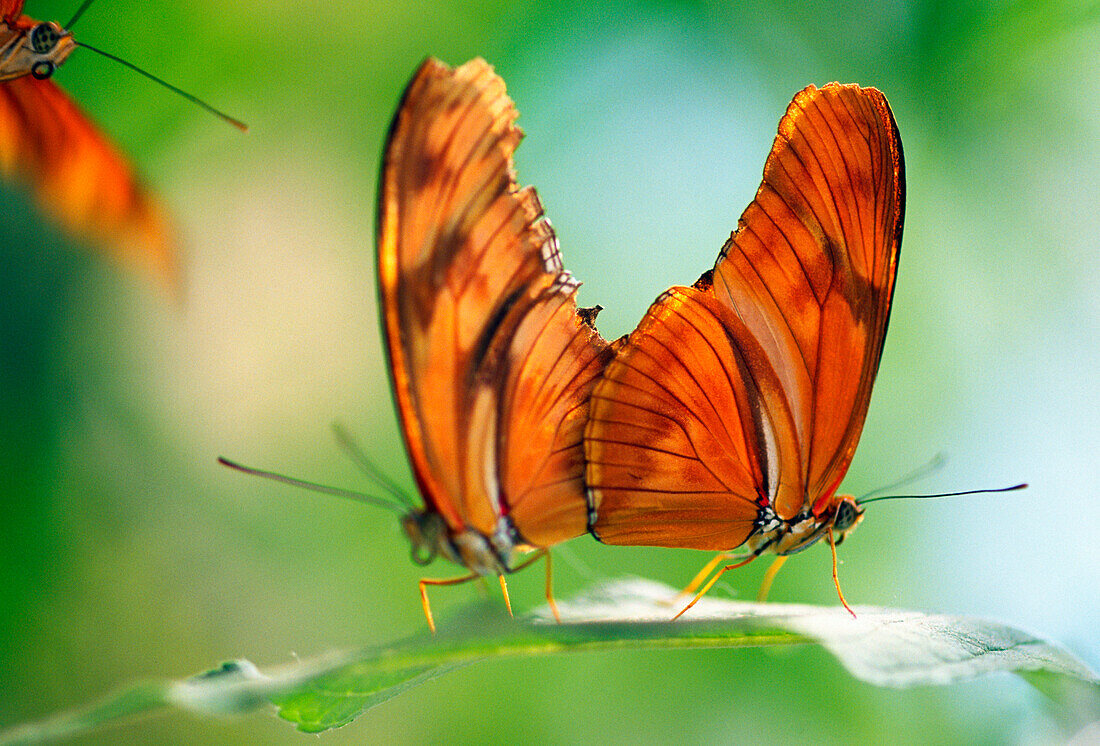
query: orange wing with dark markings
378 57 610 550
712 85 903 517
586 285 802 549
587 83 903 549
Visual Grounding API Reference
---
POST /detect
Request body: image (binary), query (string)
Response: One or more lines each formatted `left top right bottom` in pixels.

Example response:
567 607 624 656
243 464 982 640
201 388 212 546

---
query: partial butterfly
377 57 613 630
584 83 905 616
223 58 611 632
0 0 219 285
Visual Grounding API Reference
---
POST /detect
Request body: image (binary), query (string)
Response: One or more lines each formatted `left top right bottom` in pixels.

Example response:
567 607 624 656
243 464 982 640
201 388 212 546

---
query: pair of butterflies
0 5 913 628
371 57 904 630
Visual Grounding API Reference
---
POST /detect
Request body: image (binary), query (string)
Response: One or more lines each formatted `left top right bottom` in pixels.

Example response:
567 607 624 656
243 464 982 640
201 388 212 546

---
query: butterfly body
743 494 863 558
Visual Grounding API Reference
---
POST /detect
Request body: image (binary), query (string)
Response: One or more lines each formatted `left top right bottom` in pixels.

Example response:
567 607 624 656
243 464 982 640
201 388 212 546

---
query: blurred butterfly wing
378 57 608 544
0 76 176 285
587 285 802 549
710 84 903 516
0 2 24 22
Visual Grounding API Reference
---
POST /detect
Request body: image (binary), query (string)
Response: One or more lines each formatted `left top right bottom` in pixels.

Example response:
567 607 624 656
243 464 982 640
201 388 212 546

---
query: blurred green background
2 0 1098 742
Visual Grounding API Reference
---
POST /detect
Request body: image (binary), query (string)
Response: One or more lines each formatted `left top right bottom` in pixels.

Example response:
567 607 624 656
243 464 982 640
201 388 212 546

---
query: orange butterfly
585 83 904 617
377 57 613 630
223 58 611 632
1 1 173 284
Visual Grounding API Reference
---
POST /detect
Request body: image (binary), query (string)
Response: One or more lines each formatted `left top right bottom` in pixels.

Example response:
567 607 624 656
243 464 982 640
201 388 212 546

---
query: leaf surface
1 579 1094 743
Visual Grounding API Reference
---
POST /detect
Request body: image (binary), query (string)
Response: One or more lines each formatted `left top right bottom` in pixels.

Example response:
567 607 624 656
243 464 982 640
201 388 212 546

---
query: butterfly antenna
65 0 96 28
330 422 416 509
857 453 947 501
74 41 247 131
217 456 407 514
857 483 1027 506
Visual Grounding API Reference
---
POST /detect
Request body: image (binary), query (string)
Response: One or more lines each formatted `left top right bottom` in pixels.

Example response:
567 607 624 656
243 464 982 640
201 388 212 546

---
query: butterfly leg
500 549 560 621
498 575 514 617
756 555 789 602
496 551 546 619
419 572 478 633
542 550 561 623
827 528 856 618
664 552 742 607
671 555 757 621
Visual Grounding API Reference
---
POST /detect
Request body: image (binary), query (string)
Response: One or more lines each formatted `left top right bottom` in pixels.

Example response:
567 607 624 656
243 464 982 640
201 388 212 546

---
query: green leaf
1 579 1095 743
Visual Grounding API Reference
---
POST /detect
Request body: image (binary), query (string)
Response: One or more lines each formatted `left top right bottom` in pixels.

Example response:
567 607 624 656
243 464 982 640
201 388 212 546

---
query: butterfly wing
0 76 175 284
0 2 24 22
586 83 903 548
710 84 903 517
378 58 610 547
586 283 802 549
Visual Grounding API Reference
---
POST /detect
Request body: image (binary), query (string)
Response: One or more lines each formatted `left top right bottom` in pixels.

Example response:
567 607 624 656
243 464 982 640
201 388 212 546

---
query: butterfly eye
30 23 62 55
31 61 55 80
402 513 441 566
832 499 863 533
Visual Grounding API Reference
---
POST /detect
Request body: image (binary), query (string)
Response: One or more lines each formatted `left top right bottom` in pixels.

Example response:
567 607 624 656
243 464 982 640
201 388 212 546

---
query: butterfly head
2 22 75 81
829 495 865 546
401 509 447 566
807 493 865 548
